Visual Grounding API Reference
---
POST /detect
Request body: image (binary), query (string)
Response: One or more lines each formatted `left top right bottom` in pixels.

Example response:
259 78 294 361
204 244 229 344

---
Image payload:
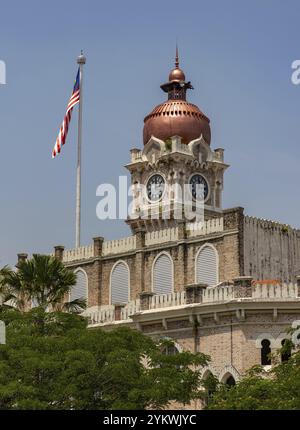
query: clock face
146 174 165 202
189 174 209 201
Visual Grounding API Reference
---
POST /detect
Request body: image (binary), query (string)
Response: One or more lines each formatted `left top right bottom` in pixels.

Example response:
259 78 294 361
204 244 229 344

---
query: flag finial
77 50 86 65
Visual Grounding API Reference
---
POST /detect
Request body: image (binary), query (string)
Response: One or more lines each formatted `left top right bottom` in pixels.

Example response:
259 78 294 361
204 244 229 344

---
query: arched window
225 375 236 387
281 339 291 363
110 261 129 305
163 344 179 356
71 269 88 302
152 253 173 295
203 370 218 404
195 244 218 287
261 339 271 365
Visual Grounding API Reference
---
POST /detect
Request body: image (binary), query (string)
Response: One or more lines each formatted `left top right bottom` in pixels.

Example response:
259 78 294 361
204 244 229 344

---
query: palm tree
1 254 86 313
0 265 19 309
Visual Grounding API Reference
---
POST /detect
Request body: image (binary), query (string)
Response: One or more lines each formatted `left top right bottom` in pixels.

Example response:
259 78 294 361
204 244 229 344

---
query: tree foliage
0 309 209 410
208 339 300 410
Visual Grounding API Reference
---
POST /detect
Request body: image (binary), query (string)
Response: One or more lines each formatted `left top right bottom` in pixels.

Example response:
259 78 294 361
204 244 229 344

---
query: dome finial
175 44 179 69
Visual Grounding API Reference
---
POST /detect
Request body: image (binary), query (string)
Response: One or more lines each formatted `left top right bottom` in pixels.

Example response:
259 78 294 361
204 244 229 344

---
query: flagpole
76 51 86 248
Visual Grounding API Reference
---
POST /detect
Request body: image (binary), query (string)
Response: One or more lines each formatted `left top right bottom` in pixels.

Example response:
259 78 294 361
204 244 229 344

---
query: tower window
110 262 130 305
70 269 88 303
261 339 271 365
153 253 173 295
196 245 218 287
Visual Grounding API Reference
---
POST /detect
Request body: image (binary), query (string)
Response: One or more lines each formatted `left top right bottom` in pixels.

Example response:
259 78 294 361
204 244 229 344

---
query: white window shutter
111 262 129 304
71 270 88 301
196 246 218 287
153 254 173 295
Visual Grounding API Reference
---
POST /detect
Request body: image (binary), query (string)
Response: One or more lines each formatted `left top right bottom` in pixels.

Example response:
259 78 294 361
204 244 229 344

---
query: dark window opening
261 339 271 365
225 375 236 387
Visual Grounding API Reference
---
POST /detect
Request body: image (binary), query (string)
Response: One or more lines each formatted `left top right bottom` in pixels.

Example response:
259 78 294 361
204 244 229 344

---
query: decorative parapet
186 217 224 237
149 291 186 309
244 215 299 233
102 236 137 256
83 301 141 325
129 135 226 165
202 285 234 302
252 282 298 300
85 282 300 326
63 245 94 263
171 136 191 155
145 227 179 246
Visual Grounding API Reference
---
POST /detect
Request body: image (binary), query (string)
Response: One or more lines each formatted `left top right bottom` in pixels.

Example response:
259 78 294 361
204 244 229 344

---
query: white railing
149 291 186 310
202 285 234 303
145 227 179 246
121 299 141 320
187 218 224 237
83 300 141 325
84 305 115 325
85 283 300 326
252 283 298 300
63 245 94 263
102 236 137 256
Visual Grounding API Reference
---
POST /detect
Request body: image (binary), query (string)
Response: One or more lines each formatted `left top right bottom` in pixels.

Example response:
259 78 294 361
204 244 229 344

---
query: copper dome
143 48 211 145
143 100 211 145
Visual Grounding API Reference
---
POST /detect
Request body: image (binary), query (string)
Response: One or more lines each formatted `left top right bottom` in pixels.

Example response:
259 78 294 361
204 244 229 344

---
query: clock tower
126 49 229 233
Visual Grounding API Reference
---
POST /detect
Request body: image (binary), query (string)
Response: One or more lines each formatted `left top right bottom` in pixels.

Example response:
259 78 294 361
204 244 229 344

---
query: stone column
16 253 28 268
92 237 104 307
135 228 145 296
233 276 253 298
140 292 154 311
185 283 207 304
175 220 187 291
135 228 145 249
54 246 64 261
93 236 104 257
177 220 186 241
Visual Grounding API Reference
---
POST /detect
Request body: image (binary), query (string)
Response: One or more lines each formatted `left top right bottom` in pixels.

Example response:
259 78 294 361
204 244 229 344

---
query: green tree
0 309 209 410
0 255 85 312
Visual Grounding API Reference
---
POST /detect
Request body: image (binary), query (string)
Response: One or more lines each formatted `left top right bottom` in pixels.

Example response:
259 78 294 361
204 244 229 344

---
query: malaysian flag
52 69 80 158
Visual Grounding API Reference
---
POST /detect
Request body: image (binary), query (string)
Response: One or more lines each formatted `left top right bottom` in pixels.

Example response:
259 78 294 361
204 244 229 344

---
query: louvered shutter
196 246 218 287
153 254 173 295
111 262 129 304
71 270 88 301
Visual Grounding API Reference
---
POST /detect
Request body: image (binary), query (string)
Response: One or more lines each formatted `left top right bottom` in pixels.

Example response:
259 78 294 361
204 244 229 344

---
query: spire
175 44 179 69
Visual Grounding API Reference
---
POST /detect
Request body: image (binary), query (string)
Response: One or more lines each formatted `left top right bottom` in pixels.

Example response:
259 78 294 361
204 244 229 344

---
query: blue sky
0 0 300 266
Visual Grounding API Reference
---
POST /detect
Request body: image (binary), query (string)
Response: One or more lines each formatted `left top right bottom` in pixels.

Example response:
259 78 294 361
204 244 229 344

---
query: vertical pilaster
16 253 28 268
134 228 146 297
91 237 104 307
54 246 64 262
233 276 253 298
